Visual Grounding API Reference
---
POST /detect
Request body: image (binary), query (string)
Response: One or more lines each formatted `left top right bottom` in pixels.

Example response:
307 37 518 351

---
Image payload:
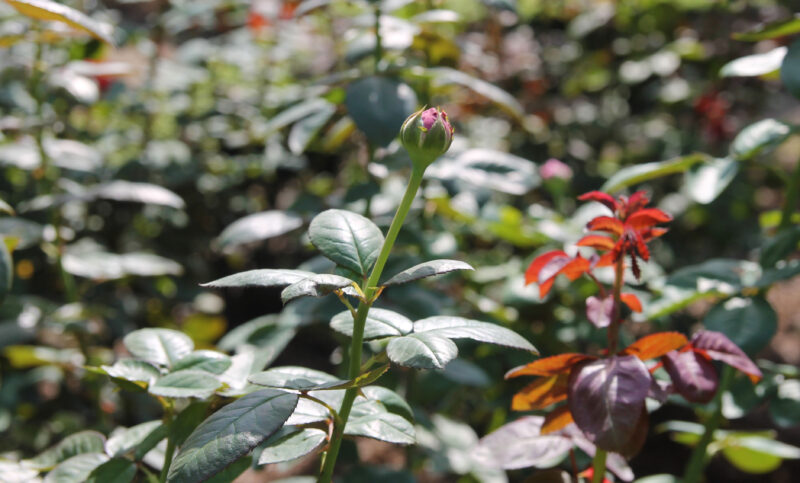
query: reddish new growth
526 190 671 300
508 191 761 462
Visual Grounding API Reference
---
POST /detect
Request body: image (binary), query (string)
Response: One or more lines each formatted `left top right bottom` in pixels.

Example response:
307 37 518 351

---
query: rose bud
400 106 454 170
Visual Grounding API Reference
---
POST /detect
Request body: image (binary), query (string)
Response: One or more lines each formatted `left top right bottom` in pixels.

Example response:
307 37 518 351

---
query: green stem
683 365 734 483
779 159 800 230
373 2 382 73
159 406 176 483
318 167 426 483
591 449 607 483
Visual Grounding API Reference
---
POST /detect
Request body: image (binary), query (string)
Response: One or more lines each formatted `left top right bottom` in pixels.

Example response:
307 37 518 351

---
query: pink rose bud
540 158 573 180
400 106 454 170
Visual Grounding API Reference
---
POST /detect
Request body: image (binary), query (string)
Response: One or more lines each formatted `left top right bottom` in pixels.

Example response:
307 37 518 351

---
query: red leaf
579 191 618 212
621 332 688 360
505 353 595 378
641 227 668 241
511 374 568 411
541 406 574 435
561 256 590 281
586 295 614 328
475 417 574 471
525 250 568 285
568 355 652 452
576 235 616 251
626 191 650 212
593 252 616 267
587 216 624 236
662 350 718 403
630 230 650 261
578 468 612 483
620 293 643 312
626 208 672 230
691 330 763 383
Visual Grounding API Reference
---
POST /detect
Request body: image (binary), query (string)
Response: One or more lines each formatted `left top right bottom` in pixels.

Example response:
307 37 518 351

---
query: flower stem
683 365 734 483
318 167 426 483
591 449 607 483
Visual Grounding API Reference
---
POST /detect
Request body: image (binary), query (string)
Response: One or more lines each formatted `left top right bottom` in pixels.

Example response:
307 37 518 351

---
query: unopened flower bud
400 107 454 170
540 158 573 181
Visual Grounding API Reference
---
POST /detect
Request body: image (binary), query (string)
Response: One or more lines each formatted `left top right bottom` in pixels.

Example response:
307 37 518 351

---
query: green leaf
361 386 414 421
684 157 739 205
134 425 168 461
85 458 136 483
720 47 786 77
783 38 800 99
167 389 298 483
26 431 106 470
427 148 539 195
148 370 222 399
258 428 327 465
0 197 13 215
248 366 338 390
172 351 232 375
204 456 251 483
756 260 800 288
704 296 777 355
44 453 109 483
308 209 384 276
760 226 800 268
344 400 416 445
123 328 194 369
215 211 303 253
733 15 800 41
345 76 417 147
170 401 211 448
100 359 161 387
6 0 114 44
0 237 11 303
428 67 524 120
330 308 413 339
0 460 39 482
280 274 354 304
106 420 162 457
262 98 334 136
602 153 707 193
722 435 800 474
770 380 800 428
202 269 315 289
288 103 337 154
414 316 537 353
382 259 474 286
387 333 458 369
730 119 793 160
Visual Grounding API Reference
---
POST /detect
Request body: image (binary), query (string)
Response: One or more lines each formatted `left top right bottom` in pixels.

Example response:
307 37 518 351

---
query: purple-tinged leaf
662 350 718 403
474 416 573 470
647 378 673 403
691 330 762 383
568 355 651 452
559 424 635 482
586 295 614 328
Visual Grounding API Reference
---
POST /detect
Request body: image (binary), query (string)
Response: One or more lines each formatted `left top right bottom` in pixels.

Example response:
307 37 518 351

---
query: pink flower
540 158 573 181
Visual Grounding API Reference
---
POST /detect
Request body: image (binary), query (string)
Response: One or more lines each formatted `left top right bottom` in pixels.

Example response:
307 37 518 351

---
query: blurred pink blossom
540 158 573 180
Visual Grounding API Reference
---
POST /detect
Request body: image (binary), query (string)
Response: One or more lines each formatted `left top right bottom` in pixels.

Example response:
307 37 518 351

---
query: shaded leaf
308 209 384 276
703 297 776 356
684 157 739 205
330 308 413 339
345 76 417 147
44 453 108 483
586 295 613 328
734 15 800 41
0 238 12 304
782 38 800 99
288 102 337 154
26 431 106 470
761 226 800 268
167 389 298 483
85 458 136 483
541 406 574 435
105 420 162 457
344 401 415 445
172 351 232 375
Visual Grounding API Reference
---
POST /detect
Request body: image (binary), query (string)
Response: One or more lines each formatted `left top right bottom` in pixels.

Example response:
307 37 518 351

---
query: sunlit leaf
413 316 537 352
621 332 688 360
474 416 572 470
280 273 354 304
308 209 384 276
123 328 194 369
258 428 327 465
215 211 303 252
330 308 413 339
382 259 473 286
602 154 707 193
730 119 793 160
662 350 717 403
6 0 114 44
26 431 106 470
387 333 458 369
720 47 786 77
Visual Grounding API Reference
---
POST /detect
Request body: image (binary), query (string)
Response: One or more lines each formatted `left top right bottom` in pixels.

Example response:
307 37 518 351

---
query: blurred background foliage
1 0 800 481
